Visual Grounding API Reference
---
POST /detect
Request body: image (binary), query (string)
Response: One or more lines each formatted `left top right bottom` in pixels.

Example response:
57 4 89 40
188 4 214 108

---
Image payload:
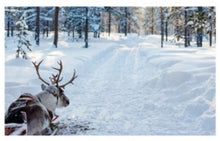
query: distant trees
150 8 155 34
163 7 215 47
64 7 104 47
144 7 157 35
187 7 215 47
5 6 216 52
5 7 16 37
89 7 103 38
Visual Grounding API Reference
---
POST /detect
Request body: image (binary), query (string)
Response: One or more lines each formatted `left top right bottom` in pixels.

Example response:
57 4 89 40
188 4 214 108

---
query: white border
2 0 217 6
1 0 219 141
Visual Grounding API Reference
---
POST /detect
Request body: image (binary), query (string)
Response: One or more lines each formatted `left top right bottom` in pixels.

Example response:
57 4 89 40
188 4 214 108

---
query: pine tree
5 7 16 37
16 12 32 59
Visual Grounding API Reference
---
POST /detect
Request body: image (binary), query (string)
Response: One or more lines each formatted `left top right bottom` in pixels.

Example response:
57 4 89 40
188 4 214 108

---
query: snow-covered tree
187 7 214 47
144 7 156 35
65 7 86 39
16 12 32 59
89 7 103 38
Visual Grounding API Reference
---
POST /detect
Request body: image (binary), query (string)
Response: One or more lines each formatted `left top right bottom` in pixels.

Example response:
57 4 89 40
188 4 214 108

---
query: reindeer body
5 60 77 135
5 93 52 135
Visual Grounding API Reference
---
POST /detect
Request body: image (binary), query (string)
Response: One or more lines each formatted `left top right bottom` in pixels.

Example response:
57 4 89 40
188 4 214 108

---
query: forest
5 7 216 58
5 7 216 135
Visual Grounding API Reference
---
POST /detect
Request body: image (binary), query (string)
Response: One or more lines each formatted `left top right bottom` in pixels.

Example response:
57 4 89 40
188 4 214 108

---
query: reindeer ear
41 84 46 90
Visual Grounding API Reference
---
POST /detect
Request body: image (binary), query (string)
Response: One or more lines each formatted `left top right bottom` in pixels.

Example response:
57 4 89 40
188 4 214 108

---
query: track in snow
56 37 215 135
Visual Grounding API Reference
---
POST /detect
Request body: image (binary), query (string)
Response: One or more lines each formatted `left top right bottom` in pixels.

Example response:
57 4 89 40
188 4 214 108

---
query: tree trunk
35 7 40 46
165 21 168 41
209 24 212 47
78 29 82 38
67 25 70 36
43 21 46 37
184 7 188 47
108 10 111 36
176 11 180 42
118 24 120 33
7 19 10 37
11 21 14 37
187 29 190 46
128 16 131 33
214 13 216 43
176 24 180 41
53 7 59 48
209 7 214 47
161 7 164 48
165 8 168 41
46 21 49 37
124 7 128 36
84 7 89 48
165 16 168 41
151 8 154 34
72 28 75 38
94 32 97 38
197 7 203 47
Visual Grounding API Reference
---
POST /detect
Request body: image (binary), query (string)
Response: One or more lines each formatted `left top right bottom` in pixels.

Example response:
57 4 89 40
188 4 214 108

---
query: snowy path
55 36 215 135
5 35 215 135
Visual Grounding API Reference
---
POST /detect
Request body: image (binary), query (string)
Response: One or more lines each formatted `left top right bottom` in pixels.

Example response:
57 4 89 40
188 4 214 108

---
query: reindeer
5 60 77 135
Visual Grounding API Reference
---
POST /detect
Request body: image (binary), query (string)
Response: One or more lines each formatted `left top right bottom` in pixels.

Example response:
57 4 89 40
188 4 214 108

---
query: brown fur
5 93 52 135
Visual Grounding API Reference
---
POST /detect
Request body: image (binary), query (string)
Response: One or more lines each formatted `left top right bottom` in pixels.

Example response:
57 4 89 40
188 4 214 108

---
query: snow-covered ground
5 33 215 135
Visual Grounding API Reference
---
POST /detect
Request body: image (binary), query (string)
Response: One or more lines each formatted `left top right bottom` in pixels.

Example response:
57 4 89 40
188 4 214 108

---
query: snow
5 32 215 135
187 21 194 25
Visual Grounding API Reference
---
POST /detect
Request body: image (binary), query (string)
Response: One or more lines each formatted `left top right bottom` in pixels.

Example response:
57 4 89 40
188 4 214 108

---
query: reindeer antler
32 60 77 89
32 60 50 85
59 69 78 89
50 60 64 87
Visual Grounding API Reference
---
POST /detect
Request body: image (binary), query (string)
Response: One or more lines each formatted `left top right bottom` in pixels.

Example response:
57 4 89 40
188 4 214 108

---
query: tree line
143 7 216 48
5 7 216 59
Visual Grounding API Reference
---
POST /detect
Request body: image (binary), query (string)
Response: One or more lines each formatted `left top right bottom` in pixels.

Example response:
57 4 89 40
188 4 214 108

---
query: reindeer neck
36 91 58 115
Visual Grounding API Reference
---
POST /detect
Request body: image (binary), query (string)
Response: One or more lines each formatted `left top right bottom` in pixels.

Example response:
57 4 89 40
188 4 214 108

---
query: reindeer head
32 60 77 108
